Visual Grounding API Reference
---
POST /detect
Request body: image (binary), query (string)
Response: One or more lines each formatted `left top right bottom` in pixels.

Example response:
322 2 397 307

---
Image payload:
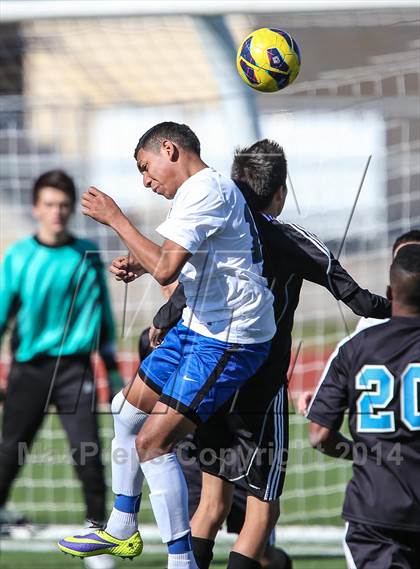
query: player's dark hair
133 122 201 157
390 245 420 311
231 139 287 211
392 229 420 254
32 170 77 206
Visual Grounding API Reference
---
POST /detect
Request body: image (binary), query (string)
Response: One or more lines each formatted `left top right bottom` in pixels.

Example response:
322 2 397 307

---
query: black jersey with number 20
307 316 420 531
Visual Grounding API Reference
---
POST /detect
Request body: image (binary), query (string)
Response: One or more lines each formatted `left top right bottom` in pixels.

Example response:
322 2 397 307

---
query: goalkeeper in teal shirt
0 170 123 538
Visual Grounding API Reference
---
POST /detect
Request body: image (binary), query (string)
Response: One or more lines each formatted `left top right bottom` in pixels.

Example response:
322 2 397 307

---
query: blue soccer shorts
138 321 271 424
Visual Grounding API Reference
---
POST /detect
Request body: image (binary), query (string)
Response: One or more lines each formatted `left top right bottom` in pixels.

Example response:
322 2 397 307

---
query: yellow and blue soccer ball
236 28 301 93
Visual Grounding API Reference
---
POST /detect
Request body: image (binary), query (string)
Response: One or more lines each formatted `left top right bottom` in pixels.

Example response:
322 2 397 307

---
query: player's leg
55 357 117 569
178 436 220 569
137 323 271 569
189 471 291 569
228 496 280 568
104 375 160 540
137 401 198 569
191 472 234 540
177 434 203 521
58 326 182 559
194 372 289 568
57 378 159 560
176 435 223 569
54 357 107 523
189 472 234 568
192 476 280 569
0 361 49 523
103 333 183 539
226 487 292 569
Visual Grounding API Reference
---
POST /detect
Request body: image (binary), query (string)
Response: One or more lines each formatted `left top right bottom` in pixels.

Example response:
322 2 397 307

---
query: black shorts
344 521 420 569
195 363 288 501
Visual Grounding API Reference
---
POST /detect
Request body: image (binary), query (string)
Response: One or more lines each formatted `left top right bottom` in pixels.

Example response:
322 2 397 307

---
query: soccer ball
236 28 301 93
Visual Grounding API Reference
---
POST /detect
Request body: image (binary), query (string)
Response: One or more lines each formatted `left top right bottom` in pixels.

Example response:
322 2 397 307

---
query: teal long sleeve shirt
0 235 116 362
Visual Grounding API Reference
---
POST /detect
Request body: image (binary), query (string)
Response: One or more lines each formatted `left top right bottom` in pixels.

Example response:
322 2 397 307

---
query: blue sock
114 494 141 513
106 494 141 539
168 531 192 554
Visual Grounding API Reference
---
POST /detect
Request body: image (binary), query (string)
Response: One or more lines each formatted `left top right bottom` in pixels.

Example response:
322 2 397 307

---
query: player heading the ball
58 122 276 569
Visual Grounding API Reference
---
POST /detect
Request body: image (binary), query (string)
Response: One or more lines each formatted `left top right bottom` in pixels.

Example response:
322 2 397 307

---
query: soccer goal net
0 3 419 556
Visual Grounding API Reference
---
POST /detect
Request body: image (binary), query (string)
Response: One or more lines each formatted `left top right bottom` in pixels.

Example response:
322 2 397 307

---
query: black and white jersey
307 317 420 531
155 214 391 381
252 215 390 377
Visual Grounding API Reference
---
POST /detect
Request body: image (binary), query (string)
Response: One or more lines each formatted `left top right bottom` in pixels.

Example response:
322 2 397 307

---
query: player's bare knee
199 494 231 527
135 430 152 460
211 500 231 527
135 429 173 462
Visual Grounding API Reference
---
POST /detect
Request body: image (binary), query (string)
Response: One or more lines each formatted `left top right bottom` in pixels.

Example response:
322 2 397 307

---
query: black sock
191 536 214 569
227 551 261 569
264 546 293 569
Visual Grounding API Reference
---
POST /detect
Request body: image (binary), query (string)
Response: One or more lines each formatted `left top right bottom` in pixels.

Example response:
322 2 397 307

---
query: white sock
141 453 197 568
168 552 198 569
111 391 147 495
105 391 148 539
106 507 138 540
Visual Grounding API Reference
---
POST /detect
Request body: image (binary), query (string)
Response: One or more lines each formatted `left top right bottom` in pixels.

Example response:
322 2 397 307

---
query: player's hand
109 255 147 283
81 186 123 226
297 390 314 416
149 325 168 348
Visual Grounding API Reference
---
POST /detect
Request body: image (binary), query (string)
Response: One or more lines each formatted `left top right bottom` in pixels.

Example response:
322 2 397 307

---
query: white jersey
156 167 275 344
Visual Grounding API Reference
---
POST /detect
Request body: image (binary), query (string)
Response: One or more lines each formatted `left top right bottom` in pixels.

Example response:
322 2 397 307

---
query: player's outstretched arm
284 224 391 319
81 186 191 285
308 422 353 460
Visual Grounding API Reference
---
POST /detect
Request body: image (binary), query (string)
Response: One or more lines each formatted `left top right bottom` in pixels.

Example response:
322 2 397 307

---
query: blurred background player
297 228 420 416
306 244 420 569
0 170 123 569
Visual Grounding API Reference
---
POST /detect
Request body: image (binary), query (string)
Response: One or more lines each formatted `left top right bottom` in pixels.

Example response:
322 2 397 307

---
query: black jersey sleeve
283 224 391 319
306 339 353 430
152 283 186 329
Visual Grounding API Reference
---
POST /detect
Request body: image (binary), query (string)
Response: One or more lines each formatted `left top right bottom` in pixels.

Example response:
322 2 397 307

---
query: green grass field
7 413 351 526
2 396 352 567
0 551 347 569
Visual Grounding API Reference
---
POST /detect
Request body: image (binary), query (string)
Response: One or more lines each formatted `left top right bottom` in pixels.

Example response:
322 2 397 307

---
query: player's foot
58 528 143 559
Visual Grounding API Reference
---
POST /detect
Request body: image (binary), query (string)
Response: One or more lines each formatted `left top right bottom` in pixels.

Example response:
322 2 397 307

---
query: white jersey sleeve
156 177 227 254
